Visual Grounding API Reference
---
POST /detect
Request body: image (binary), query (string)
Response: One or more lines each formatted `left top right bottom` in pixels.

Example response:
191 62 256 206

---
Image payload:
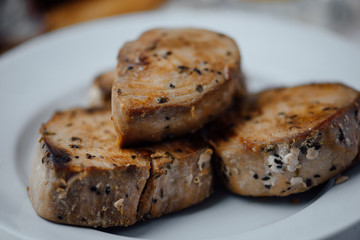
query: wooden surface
44 0 167 31
0 0 166 54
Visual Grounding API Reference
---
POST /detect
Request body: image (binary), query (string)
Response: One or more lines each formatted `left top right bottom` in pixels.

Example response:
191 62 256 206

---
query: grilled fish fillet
88 70 116 108
112 28 245 147
209 83 360 196
28 108 213 227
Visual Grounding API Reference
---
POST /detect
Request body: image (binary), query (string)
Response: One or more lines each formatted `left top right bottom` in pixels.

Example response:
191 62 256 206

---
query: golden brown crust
112 28 245 147
210 83 360 196
29 108 213 227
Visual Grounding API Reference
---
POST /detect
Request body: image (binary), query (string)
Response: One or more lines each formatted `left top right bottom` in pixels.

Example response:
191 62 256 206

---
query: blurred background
1 0 360 54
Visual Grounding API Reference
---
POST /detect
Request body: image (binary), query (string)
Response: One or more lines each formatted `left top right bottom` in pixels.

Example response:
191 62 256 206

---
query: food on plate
28 108 213 227
28 24 359 231
112 28 245 147
89 70 116 108
209 83 360 196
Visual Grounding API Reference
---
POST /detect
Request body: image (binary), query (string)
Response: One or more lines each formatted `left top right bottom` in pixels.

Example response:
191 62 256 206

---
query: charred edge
43 141 72 168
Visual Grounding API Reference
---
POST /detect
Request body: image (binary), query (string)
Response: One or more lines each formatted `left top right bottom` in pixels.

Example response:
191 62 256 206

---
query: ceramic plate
0 8 360 240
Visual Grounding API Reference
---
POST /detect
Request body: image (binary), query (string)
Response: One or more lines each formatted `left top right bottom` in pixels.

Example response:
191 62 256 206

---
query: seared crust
112 28 245 147
29 108 213 227
210 83 360 196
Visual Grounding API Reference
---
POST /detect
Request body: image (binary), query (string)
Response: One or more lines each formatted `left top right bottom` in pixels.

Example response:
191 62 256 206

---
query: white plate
1 8 360 240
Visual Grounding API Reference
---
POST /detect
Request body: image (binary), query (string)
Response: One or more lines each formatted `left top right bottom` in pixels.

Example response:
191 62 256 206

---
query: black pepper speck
314 143 322 150
196 85 203 93
177 65 188 70
306 179 312 187
338 128 345 142
274 159 282 164
300 146 307 154
156 96 168 104
193 68 202 75
160 188 164 198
